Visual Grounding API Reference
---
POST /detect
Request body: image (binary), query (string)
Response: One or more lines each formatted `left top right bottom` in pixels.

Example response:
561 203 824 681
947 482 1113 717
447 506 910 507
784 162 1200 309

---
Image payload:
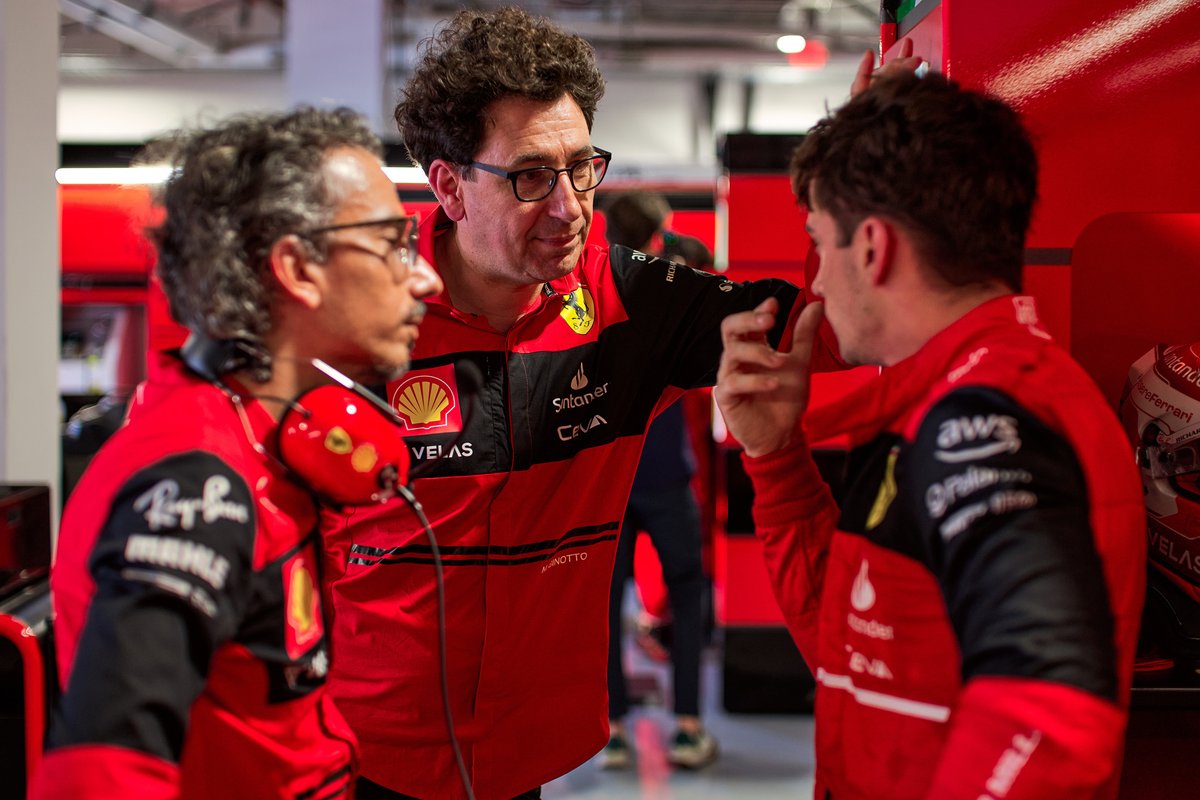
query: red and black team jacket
32 356 356 800
745 296 1146 800
319 209 805 800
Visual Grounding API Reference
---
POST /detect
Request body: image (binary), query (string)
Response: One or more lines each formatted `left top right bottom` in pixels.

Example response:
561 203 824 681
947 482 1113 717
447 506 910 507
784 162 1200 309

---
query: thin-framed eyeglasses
469 147 612 202
301 214 419 272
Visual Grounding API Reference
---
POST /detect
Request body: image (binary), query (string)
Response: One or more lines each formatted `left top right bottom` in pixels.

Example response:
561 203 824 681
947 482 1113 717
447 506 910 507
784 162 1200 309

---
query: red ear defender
278 384 410 505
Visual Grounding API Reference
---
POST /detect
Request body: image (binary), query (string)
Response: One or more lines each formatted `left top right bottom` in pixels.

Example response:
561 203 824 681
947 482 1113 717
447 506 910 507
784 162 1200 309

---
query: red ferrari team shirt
320 209 808 800
747 296 1145 800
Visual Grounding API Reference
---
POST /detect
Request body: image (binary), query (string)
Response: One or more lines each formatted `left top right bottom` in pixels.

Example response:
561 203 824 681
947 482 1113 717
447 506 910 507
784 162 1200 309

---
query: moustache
405 300 428 327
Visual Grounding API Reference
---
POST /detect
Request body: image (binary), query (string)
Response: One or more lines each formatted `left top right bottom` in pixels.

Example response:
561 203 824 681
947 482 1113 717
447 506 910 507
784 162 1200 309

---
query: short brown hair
790 71 1037 291
395 6 606 170
604 191 670 250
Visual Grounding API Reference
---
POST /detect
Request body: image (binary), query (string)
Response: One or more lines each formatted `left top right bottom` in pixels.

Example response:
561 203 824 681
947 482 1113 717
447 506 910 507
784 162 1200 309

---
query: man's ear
858 216 897 286
269 234 323 310
427 159 467 221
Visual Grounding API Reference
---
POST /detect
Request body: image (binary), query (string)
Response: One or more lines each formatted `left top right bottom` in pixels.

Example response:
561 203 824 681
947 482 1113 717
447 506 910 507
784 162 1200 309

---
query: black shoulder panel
904 386 1118 700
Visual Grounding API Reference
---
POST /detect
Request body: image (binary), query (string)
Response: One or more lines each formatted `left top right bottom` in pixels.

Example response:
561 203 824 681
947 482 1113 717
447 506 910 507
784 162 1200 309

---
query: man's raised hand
714 299 825 458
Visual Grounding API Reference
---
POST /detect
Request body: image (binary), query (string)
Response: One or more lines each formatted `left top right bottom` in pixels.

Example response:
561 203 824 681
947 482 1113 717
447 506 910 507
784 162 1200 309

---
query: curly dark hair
395 5 606 170
790 71 1037 292
141 106 381 346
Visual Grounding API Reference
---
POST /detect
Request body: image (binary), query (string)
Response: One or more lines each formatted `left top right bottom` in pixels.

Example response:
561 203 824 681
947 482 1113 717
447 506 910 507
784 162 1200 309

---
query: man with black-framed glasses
468 147 612 204
319 8 843 800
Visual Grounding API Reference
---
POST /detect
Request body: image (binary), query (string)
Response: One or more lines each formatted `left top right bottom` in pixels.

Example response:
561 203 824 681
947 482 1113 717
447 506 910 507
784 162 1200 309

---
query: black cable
396 484 477 800
206 347 483 798
309 356 483 798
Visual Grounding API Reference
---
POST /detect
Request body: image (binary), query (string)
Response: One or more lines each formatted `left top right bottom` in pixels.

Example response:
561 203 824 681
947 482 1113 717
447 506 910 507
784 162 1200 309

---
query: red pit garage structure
0 487 54 795
10 0 1200 796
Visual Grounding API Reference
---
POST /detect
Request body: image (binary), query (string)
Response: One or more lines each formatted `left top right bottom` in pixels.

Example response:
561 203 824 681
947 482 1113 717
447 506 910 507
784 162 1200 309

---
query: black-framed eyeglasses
301 214 419 271
469 147 612 202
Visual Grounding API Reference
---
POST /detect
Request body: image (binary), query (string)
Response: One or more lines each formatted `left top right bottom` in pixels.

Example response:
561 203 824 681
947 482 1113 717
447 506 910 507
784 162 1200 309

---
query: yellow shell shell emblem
324 426 353 455
561 287 595 335
395 378 452 426
866 446 899 530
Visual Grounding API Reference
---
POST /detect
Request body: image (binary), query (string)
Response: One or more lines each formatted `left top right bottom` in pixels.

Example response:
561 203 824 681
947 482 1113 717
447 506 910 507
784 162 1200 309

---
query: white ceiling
59 0 881 76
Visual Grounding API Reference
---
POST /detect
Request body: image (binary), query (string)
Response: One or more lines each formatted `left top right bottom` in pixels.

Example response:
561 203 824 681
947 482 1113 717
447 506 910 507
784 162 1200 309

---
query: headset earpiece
278 384 410 505
181 331 272 383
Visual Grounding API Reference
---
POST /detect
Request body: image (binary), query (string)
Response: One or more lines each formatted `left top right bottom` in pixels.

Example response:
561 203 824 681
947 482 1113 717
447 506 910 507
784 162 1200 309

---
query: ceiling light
55 167 173 185
776 35 807 54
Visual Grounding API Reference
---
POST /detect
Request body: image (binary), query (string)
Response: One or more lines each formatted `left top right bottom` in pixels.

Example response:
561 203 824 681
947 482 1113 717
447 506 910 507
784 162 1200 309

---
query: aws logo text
934 414 1020 463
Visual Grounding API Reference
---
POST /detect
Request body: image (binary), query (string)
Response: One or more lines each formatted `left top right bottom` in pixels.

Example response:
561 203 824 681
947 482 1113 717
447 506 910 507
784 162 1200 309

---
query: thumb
790 301 824 366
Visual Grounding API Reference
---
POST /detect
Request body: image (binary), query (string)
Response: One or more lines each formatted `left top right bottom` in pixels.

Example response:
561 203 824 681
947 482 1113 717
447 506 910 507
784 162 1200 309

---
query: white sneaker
667 728 718 769
600 731 632 769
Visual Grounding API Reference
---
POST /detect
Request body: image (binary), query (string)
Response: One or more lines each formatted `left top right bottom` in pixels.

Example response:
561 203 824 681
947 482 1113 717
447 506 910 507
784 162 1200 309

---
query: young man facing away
715 71 1146 799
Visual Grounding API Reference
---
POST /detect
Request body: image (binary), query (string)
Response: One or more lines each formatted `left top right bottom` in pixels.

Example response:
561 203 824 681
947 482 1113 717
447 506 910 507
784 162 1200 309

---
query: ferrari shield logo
866 446 899 530
561 287 595 335
283 547 323 659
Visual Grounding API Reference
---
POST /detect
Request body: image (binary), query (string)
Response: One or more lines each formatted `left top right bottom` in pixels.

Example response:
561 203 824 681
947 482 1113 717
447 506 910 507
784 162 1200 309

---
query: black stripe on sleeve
48 451 256 761
607 243 800 390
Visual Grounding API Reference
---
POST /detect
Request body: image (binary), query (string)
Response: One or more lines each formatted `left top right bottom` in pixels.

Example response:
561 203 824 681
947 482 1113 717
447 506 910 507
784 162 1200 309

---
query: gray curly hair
141 106 382 349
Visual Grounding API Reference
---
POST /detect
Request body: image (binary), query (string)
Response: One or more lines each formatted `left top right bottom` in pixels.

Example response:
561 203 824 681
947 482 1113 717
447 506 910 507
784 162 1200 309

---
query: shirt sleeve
608 244 802 390
35 451 256 799
742 438 840 663
904 386 1126 798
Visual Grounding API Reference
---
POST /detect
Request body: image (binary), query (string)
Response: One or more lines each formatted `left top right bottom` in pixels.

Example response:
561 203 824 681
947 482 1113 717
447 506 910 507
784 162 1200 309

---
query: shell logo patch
284 548 323 659
561 287 595 335
395 377 452 426
389 364 464 435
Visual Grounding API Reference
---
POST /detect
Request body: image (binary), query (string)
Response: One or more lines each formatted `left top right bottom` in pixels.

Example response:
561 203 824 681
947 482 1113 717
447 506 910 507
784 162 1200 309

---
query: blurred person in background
600 190 718 770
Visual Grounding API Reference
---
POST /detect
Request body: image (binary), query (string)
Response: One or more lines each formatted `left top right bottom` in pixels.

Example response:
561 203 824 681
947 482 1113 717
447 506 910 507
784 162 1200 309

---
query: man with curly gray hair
33 106 441 799
148 106 437 383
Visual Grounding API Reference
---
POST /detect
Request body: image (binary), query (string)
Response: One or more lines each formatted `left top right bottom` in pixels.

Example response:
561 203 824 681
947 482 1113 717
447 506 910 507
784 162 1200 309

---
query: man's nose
810 260 826 299
544 172 584 218
410 254 443 298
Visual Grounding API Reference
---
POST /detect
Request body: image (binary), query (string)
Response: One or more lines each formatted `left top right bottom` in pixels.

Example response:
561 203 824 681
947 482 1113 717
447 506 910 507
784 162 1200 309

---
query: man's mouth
536 232 579 248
